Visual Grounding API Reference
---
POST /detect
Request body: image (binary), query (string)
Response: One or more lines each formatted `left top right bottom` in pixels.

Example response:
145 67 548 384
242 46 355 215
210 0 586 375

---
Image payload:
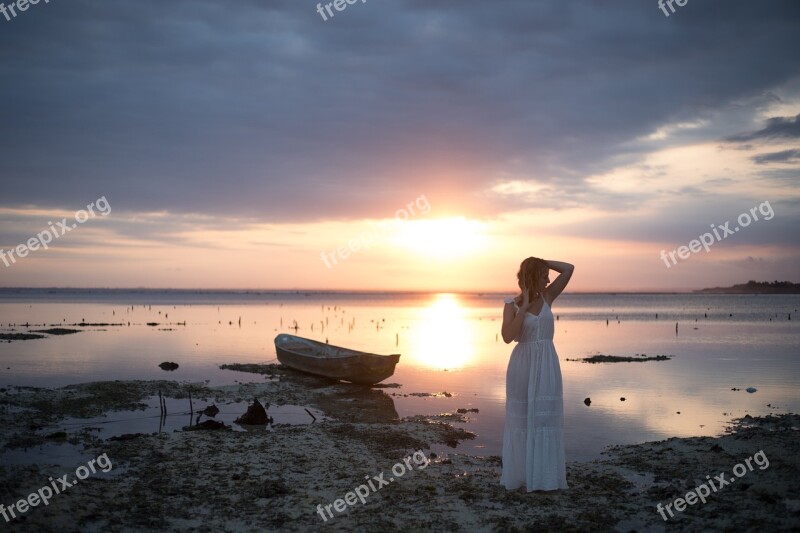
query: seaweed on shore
0 333 45 341
32 328 82 335
569 354 672 363
220 363 280 375
0 380 214 420
63 322 125 327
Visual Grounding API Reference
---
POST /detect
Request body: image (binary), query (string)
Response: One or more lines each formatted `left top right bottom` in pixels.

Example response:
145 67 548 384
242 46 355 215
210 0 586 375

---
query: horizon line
0 285 794 295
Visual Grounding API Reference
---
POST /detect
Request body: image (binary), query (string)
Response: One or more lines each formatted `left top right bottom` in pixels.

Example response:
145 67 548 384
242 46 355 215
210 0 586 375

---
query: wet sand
0 364 797 531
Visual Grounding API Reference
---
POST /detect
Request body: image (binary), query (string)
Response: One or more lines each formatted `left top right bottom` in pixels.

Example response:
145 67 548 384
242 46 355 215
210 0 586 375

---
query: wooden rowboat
274 334 400 385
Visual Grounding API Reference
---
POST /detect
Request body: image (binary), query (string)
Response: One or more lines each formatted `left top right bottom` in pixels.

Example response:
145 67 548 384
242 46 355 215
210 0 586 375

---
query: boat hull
274 334 400 385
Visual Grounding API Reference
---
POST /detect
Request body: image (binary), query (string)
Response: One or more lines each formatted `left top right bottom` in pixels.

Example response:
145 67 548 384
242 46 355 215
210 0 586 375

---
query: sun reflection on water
405 294 476 370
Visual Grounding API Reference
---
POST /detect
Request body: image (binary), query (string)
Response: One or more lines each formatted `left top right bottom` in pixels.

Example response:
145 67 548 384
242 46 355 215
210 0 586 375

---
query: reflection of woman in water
500 257 573 492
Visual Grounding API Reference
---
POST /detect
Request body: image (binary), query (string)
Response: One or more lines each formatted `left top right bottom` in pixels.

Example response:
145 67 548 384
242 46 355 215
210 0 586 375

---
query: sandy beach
1 362 797 532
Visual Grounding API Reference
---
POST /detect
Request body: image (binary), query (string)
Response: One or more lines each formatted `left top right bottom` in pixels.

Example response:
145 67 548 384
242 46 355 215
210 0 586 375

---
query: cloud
756 169 800 186
0 0 798 223
752 149 800 165
726 113 800 143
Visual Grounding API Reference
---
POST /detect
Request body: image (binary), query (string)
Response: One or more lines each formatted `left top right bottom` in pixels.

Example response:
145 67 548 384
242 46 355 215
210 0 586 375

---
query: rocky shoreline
0 364 797 531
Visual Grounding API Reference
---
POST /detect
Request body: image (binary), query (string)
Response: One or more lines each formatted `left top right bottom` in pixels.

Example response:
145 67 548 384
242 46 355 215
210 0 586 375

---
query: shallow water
54 397 326 438
1 291 798 461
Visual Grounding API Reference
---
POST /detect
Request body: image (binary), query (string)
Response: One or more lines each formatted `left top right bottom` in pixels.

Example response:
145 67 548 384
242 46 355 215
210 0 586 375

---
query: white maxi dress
500 297 568 491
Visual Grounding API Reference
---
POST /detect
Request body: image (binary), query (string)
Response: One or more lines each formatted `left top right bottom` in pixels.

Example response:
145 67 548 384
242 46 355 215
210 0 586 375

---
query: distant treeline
695 280 800 294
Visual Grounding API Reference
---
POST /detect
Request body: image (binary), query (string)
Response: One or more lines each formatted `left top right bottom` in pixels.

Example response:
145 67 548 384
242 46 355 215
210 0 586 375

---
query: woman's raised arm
544 260 574 303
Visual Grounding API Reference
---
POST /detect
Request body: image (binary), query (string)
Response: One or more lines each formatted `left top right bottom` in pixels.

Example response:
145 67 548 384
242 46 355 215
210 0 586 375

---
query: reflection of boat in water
318 386 399 423
274 334 401 385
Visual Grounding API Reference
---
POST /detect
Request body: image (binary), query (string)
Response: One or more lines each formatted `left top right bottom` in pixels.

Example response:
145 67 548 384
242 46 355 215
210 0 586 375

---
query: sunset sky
1 0 799 292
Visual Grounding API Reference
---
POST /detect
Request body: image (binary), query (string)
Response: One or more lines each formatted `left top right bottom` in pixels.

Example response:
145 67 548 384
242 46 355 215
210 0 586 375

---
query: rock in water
158 362 179 371
583 397 591 406
235 398 269 425
746 387 758 393
201 404 220 417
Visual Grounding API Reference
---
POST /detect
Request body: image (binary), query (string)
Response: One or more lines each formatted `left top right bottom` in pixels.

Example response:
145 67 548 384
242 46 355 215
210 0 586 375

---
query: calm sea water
1 289 798 461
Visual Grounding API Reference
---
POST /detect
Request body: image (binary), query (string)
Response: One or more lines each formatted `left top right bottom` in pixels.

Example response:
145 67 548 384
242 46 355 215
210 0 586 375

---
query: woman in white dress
500 257 573 492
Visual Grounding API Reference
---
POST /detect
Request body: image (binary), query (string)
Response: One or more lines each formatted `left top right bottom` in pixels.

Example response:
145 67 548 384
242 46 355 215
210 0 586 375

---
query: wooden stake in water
158 390 165 433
